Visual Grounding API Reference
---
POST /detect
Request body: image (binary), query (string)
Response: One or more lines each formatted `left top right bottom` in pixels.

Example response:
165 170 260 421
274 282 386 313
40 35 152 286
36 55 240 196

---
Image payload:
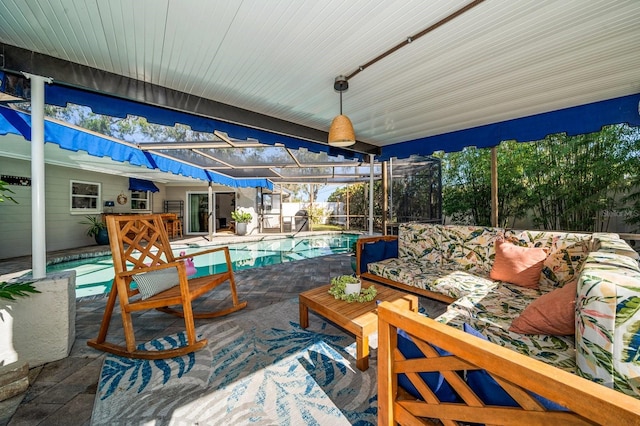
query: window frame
70 180 101 214
130 190 151 211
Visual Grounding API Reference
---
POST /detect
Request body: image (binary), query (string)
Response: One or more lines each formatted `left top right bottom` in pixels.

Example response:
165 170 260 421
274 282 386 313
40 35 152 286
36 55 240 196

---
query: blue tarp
0 106 273 190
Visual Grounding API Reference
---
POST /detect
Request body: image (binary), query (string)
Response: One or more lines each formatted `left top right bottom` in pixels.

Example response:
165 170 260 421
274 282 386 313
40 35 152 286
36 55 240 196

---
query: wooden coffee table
299 280 418 371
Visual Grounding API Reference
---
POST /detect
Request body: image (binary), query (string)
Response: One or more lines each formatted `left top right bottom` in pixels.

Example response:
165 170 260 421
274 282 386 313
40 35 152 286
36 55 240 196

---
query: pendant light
328 75 356 147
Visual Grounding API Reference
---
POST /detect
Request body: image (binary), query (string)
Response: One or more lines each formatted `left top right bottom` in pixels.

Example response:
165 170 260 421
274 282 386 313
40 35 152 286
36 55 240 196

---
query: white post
389 157 393 222
23 73 52 279
208 182 214 240
369 153 374 235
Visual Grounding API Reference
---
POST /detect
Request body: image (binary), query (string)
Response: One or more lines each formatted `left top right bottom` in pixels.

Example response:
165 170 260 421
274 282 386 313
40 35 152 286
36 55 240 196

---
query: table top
299 280 418 332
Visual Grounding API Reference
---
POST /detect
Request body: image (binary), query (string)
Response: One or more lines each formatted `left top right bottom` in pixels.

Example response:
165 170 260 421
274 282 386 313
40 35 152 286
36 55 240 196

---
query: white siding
0 158 173 259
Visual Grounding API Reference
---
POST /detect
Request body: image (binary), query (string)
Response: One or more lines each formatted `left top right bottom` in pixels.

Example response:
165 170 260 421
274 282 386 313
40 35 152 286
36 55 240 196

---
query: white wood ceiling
1 0 639 149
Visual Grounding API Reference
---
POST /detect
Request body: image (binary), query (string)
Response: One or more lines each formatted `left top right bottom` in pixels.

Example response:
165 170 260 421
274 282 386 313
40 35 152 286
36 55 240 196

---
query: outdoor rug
91 298 378 425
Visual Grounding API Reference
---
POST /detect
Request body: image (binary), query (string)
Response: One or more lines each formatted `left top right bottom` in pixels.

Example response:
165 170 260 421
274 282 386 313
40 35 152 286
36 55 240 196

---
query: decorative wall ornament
117 193 128 205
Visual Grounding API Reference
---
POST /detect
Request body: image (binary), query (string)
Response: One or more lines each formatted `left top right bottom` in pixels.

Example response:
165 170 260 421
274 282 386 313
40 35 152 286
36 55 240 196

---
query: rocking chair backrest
107 214 176 289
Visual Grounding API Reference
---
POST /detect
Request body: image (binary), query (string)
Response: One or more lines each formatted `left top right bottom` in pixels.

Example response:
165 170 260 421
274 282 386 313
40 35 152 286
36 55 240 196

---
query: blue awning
129 178 159 193
379 93 640 161
0 106 273 190
44 84 365 162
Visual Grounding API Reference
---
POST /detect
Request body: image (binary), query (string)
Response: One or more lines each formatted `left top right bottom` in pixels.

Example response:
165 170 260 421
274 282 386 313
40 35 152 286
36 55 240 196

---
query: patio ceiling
0 0 639 184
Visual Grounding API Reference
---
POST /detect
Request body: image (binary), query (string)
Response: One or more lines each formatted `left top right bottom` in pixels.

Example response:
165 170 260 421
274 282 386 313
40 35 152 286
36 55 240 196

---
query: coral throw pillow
510 280 577 335
490 240 547 288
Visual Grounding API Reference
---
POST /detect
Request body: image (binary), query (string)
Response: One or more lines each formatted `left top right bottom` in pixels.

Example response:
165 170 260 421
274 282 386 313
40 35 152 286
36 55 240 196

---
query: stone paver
1 240 447 425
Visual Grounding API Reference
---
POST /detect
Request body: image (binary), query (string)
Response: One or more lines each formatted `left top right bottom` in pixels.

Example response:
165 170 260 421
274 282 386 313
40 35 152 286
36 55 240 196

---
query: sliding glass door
187 193 209 234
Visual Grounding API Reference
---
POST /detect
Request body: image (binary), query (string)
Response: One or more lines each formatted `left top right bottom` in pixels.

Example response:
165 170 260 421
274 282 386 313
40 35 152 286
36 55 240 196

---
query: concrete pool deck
0 232 369 425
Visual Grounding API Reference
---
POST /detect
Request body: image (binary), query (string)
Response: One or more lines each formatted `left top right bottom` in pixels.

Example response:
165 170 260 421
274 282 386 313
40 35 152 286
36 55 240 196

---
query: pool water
47 234 359 299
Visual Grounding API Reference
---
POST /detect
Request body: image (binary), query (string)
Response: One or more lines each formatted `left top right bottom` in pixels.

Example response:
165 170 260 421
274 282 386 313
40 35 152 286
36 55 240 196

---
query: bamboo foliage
439 124 639 231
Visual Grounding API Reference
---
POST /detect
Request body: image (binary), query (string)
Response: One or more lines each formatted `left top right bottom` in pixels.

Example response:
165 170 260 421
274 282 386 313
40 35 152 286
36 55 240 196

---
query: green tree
438 147 492 225
524 125 637 231
327 182 384 230
438 124 638 231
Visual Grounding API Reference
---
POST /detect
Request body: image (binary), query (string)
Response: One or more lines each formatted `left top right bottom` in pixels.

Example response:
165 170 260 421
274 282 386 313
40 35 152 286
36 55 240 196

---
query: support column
491 146 498 227
382 161 388 235
369 154 374 235
23 73 52 279
208 182 213 240
346 184 350 230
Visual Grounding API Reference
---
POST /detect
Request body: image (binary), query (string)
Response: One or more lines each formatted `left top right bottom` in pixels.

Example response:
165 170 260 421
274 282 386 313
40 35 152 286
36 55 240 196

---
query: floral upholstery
592 232 640 260
398 223 444 264
576 251 640 397
431 270 496 300
439 225 505 274
364 222 640 399
368 257 446 292
505 230 592 291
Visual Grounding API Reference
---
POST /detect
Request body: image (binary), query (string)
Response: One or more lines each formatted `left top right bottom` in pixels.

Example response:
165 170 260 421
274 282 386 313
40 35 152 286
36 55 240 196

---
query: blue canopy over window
129 178 159 193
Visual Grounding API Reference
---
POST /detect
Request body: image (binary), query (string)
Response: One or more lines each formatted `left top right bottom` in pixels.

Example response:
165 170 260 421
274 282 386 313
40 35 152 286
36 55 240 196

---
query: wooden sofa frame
378 302 640 425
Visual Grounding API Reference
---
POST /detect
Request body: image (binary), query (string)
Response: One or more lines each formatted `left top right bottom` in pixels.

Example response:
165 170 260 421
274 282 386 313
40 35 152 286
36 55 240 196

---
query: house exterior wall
0 155 261 260
0 157 179 259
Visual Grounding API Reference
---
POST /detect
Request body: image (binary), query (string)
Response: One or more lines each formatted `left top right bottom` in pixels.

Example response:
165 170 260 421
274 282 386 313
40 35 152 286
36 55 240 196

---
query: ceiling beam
0 43 380 155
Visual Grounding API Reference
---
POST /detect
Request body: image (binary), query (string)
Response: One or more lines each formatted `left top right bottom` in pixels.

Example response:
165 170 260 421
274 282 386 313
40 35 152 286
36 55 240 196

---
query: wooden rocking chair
87 214 247 359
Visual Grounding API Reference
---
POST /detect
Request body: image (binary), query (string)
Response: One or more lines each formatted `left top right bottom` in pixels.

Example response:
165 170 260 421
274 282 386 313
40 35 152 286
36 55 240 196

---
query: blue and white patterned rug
91 298 378 425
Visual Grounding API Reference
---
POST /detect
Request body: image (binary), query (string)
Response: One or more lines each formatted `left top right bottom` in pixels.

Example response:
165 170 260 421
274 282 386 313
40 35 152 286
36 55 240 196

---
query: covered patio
1 1 640 424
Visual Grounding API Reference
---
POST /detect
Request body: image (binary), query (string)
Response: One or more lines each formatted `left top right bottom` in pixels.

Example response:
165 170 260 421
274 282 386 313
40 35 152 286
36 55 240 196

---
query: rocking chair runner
87 214 247 359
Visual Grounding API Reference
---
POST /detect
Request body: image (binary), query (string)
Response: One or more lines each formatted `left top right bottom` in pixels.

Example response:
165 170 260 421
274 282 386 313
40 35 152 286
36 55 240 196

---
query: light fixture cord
339 90 343 115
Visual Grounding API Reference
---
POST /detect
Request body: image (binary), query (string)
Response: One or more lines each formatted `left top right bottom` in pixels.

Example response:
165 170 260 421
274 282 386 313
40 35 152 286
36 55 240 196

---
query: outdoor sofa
356 223 640 424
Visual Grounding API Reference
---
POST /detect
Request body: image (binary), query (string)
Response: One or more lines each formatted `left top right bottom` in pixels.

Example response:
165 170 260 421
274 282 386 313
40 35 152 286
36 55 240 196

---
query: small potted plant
328 274 377 303
81 215 109 245
231 209 252 236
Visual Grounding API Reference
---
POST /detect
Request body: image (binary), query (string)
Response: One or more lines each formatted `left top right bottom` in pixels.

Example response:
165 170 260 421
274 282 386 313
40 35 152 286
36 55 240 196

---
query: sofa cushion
384 239 399 258
463 324 568 411
399 223 445 265
359 240 387 274
509 280 576 336
396 328 458 402
431 269 496 300
439 225 505 274
490 240 548 288
592 233 640 260
444 284 577 373
450 283 543 331
582 251 640 272
368 258 448 293
576 261 640 398
506 230 591 291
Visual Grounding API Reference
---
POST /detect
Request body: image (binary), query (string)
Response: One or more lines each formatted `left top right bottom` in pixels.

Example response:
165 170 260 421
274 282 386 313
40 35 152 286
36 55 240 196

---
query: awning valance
380 93 640 160
129 178 159 193
0 106 273 190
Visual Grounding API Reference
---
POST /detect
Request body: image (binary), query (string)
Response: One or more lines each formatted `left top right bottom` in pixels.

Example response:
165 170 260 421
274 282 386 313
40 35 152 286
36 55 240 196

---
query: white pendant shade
328 114 356 147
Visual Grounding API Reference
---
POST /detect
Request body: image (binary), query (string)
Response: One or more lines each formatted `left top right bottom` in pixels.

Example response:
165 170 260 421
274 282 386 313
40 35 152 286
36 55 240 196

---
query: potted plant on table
328 274 377 303
231 209 252 236
81 215 109 245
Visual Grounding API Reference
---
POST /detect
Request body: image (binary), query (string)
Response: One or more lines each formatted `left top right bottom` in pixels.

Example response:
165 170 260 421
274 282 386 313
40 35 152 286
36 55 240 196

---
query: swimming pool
47 233 359 299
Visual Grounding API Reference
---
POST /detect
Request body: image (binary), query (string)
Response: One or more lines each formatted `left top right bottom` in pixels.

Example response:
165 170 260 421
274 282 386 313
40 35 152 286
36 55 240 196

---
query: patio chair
87 214 247 359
